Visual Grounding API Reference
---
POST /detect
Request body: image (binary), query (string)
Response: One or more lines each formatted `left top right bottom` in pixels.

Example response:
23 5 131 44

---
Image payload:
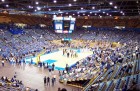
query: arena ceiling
0 0 140 17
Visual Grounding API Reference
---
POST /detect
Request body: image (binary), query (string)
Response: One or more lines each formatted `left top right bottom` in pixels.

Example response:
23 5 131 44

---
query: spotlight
69 4 72 6
6 4 9 7
114 6 117 9
120 11 123 13
35 2 39 5
37 7 41 10
54 0 57 3
109 2 113 5
1 0 5 2
49 8 51 11
92 6 95 9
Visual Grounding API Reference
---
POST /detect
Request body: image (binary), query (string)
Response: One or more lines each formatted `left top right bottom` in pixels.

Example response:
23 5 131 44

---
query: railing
82 68 100 91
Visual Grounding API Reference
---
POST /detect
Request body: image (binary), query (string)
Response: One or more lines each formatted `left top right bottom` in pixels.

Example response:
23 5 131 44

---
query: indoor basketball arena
0 0 140 91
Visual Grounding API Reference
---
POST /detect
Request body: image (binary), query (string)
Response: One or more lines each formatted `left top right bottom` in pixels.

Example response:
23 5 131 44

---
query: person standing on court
2 59 4 67
44 76 46 85
47 77 50 86
52 63 55 71
53 74 56 83
52 77 55 86
67 52 69 58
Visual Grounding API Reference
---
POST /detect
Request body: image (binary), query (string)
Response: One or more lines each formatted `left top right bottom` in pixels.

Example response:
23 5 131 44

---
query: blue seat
124 76 130 89
114 65 122 78
115 79 121 89
138 74 140 83
138 60 140 72
107 71 113 80
98 82 105 91
105 80 113 91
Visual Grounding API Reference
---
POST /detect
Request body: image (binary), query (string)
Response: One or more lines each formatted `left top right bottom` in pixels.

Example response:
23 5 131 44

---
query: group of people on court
44 76 56 86
63 49 78 58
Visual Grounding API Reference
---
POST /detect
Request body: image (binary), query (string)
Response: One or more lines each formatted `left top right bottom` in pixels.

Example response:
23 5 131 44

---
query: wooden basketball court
25 48 93 70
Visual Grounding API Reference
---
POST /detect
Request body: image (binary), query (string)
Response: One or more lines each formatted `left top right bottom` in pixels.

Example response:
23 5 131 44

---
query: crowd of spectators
0 28 139 58
60 43 139 79
0 29 62 60
0 75 35 91
57 29 140 91
0 25 140 91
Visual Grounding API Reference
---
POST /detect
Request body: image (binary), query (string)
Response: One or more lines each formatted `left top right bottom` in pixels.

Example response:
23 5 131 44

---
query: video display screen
53 16 76 33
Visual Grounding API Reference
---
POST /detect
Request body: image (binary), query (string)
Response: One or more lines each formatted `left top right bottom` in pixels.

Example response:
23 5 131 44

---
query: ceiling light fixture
109 2 113 5
120 11 123 13
6 4 9 7
1 0 5 2
29 6 33 9
92 6 95 9
35 2 39 5
37 7 41 10
114 6 117 9
54 0 57 3
49 8 51 11
69 4 72 7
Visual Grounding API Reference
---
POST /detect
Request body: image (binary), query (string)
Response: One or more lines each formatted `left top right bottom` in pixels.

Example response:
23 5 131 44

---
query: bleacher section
0 76 35 91
0 26 139 58
60 45 140 91
84 59 140 91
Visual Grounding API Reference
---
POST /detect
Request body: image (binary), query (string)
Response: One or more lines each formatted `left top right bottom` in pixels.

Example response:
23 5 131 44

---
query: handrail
82 68 100 91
